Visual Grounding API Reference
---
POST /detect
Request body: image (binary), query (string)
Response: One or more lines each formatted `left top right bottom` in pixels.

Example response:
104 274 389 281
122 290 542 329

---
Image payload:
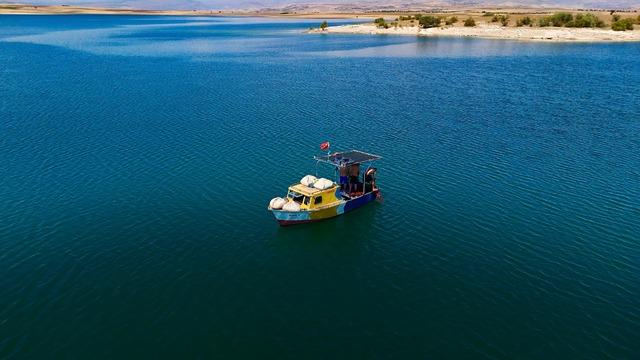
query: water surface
1 15 639 359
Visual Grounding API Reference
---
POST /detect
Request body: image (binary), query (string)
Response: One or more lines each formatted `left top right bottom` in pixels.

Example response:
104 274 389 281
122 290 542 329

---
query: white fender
269 197 287 210
282 201 301 212
300 175 318 187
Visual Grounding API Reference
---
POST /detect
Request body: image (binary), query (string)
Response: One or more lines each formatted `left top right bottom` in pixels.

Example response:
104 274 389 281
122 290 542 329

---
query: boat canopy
314 150 381 167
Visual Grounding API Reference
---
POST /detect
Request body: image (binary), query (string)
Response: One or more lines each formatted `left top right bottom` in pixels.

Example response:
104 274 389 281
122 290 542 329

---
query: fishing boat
268 144 381 226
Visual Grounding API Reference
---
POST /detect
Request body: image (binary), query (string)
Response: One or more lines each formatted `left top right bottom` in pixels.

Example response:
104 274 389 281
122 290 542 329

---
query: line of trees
374 12 638 31
537 12 606 28
536 12 639 30
415 15 460 28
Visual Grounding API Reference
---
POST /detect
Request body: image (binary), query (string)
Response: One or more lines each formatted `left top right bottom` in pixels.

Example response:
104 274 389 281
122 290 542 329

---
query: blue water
1 15 639 359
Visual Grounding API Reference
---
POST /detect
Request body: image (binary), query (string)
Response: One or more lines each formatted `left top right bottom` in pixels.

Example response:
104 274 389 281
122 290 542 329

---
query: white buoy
269 197 287 210
300 175 317 187
282 201 301 212
313 178 334 190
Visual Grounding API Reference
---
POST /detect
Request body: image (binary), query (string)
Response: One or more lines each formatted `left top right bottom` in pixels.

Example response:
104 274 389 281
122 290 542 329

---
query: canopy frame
314 150 382 167
314 150 381 194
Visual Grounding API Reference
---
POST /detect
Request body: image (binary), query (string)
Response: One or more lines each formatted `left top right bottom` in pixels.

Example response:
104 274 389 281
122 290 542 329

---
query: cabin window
288 192 305 204
288 191 311 206
314 196 322 205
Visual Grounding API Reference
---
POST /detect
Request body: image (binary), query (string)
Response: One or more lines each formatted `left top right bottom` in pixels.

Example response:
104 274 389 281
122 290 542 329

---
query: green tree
539 13 575 27
491 14 510 26
538 17 551 27
418 15 441 28
445 16 458 25
516 16 533 27
549 12 573 26
464 18 476 27
612 18 634 31
374 17 387 28
320 20 328 30
567 13 605 28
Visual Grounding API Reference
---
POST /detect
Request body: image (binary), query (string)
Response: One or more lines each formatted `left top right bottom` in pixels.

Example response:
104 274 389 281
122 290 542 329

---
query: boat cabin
286 183 340 211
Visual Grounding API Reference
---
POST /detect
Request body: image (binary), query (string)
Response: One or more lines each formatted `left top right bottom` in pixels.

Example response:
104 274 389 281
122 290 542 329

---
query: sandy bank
311 23 640 42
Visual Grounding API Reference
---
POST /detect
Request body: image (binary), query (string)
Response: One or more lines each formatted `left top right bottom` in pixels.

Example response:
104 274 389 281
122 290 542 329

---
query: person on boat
348 163 360 194
339 162 349 192
365 167 377 193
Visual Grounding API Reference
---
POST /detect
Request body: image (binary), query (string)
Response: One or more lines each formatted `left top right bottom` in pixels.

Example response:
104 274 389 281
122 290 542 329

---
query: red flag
320 141 330 151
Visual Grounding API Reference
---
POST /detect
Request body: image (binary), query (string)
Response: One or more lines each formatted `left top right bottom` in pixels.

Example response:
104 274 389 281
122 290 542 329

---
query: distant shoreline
0 5 243 16
310 23 640 42
308 10 640 42
0 4 367 17
3 4 638 18
3 3 640 43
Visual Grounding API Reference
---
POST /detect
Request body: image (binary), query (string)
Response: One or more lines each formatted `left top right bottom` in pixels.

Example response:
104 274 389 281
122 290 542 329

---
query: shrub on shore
418 15 441 28
550 12 574 26
374 17 389 29
539 12 573 27
516 16 533 27
464 18 476 27
445 16 458 25
567 13 605 28
320 21 328 30
491 14 509 26
538 12 604 28
538 17 551 27
611 18 634 31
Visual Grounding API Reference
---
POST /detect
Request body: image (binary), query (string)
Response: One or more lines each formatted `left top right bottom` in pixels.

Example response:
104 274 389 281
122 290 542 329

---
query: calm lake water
1 15 639 359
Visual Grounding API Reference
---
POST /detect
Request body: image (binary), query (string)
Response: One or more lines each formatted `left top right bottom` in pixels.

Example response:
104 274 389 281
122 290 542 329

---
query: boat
268 146 381 226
